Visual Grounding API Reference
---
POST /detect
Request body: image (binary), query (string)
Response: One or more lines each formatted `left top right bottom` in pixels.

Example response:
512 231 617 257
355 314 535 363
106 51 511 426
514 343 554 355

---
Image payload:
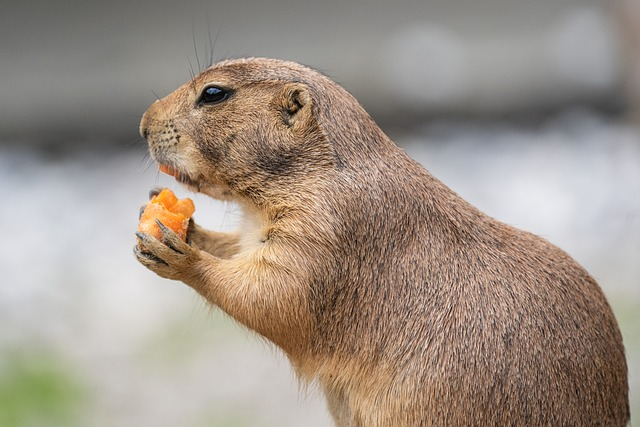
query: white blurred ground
1 109 638 426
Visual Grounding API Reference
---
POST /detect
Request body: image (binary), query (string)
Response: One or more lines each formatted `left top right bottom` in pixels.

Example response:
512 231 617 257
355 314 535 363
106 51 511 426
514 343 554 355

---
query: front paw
134 219 201 281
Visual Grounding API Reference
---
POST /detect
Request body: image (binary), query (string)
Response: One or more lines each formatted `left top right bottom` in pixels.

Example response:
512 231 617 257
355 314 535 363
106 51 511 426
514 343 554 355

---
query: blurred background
1 0 638 425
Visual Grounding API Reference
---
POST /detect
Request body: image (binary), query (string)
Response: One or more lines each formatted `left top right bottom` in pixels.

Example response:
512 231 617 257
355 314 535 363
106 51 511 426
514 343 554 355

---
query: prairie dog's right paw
134 220 202 281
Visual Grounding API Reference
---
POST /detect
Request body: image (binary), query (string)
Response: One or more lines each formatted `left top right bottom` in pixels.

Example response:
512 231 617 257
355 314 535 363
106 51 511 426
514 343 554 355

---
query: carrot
138 188 195 241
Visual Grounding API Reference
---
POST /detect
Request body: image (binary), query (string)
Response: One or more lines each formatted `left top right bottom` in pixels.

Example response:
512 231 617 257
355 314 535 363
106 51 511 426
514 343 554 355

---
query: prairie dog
135 57 629 426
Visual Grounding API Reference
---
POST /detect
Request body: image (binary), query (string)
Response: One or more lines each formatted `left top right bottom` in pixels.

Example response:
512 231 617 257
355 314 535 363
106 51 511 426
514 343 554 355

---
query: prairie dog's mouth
158 163 234 201
158 164 200 189
159 164 180 178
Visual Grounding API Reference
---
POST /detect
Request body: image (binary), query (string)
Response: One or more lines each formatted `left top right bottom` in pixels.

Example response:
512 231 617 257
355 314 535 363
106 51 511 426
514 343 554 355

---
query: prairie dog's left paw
134 220 201 281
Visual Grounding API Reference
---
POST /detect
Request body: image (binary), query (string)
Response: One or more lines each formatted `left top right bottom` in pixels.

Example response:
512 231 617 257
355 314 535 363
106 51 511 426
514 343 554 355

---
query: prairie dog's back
302 132 629 425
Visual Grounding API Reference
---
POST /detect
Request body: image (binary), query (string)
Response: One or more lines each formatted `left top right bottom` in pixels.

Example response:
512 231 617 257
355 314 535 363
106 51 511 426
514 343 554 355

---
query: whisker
143 155 158 174
192 17 202 73
137 150 151 169
206 16 223 68
150 89 163 103
186 55 198 94
127 136 146 148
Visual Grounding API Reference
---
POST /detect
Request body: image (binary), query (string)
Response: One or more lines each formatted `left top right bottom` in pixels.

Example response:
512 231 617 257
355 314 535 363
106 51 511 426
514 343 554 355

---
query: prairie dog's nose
139 99 160 139
139 114 149 139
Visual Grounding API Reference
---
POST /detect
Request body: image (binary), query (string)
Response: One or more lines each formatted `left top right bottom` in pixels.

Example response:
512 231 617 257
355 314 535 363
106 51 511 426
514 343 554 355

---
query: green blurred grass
611 298 640 426
0 351 87 427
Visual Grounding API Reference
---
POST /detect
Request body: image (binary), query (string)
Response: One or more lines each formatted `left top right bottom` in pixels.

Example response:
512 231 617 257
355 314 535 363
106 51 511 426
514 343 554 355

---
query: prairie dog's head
139 58 339 204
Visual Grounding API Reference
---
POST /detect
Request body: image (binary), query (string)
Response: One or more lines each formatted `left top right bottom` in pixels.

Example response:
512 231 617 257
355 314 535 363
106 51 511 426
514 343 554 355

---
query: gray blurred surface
0 0 627 144
1 112 639 427
1 1 638 426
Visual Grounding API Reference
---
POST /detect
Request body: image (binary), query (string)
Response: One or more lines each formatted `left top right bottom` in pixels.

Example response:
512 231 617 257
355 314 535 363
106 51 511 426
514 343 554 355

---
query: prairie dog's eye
199 86 229 105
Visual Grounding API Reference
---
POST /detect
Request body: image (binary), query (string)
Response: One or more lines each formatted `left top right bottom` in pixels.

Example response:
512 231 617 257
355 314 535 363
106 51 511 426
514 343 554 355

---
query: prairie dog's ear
278 83 312 128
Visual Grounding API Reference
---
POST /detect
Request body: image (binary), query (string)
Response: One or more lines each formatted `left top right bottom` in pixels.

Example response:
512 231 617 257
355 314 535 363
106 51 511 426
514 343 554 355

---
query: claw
155 219 187 254
139 204 147 219
149 186 163 200
155 218 169 232
135 231 150 242
133 244 168 265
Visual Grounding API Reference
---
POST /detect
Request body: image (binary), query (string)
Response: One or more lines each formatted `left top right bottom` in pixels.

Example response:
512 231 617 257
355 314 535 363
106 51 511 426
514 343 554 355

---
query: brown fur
135 57 629 426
